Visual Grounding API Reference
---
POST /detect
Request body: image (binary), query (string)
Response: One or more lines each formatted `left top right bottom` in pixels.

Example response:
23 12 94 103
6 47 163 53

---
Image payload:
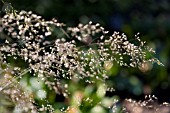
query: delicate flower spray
0 5 166 113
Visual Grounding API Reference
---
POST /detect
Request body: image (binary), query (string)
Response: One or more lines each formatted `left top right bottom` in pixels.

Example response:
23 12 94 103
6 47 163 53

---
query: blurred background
1 0 170 112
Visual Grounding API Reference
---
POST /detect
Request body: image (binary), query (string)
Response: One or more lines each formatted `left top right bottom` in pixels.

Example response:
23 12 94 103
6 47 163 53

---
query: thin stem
59 27 71 39
0 67 31 91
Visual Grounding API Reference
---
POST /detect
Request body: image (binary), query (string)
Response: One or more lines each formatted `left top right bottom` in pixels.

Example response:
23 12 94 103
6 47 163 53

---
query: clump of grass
0 5 165 113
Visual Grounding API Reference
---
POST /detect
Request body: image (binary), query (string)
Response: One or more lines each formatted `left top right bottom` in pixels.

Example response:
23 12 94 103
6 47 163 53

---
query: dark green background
1 0 170 108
